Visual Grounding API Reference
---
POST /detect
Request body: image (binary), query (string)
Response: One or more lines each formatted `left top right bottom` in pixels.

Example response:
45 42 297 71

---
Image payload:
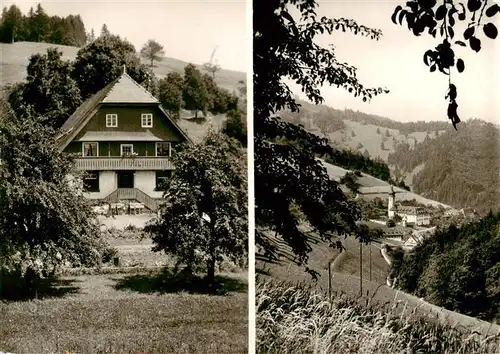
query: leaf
423 50 433 66
469 36 481 52
436 5 447 20
391 6 402 24
486 4 500 17
467 0 482 12
463 26 475 40
455 40 466 46
483 23 498 39
398 10 406 25
449 14 455 27
430 64 436 72
456 58 465 73
448 26 455 39
281 10 295 24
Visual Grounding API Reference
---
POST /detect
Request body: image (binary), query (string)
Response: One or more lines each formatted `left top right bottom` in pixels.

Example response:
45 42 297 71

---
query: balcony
74 157 173 170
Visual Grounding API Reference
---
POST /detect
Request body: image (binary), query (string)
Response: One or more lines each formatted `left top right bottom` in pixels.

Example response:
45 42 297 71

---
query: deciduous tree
202 62 221 79
158 72 184 120
140 39 165 68
182 64 209 118
254 0 389 274
72 33 156 99
0 5 23 43
10 48 82 128
0 102 104 287
144 132 247 287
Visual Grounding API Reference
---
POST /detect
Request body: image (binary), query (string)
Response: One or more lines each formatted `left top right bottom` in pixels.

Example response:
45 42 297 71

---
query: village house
56 67 192 213
386 186 430 226
392 206 431 226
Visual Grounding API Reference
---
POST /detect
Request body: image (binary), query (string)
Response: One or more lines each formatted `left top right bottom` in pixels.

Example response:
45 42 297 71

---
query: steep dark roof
102 72 158 103
56 79 117 148
56 72 192 150
60 81 116 133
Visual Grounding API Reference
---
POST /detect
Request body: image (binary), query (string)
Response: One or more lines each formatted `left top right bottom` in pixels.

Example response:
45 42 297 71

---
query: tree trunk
206 257 216 287
25 266 37 298
359 242 363 296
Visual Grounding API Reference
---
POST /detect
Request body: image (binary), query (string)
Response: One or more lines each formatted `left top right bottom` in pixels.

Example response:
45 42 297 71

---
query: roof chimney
123 64 127 75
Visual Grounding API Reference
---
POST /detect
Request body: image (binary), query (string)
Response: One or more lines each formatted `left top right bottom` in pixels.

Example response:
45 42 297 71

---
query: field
0 42 245 92
320 159 455 209
1 217 248 354
256 230 500 336
257 280 500 354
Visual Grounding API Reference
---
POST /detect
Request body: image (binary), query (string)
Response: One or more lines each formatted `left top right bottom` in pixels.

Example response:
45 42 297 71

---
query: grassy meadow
256 280 500 354
1 217 248 354
0 42 245 93
256 229 500 352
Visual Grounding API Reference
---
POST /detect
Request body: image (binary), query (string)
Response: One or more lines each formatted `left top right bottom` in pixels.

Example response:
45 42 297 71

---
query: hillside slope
320 159 454 209
388 119 500 213
281 100 450 163
0 41 246 141
256 231 499 335
0 42 245 92
281 100 499 212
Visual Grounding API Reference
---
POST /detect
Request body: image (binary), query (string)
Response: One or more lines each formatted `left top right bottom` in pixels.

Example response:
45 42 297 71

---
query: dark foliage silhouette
0 4 87 46
391 212 500 322
392 0 500 129
254 0 389 276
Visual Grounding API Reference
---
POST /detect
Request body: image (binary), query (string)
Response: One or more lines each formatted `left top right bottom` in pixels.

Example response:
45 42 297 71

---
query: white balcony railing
74 157 173 170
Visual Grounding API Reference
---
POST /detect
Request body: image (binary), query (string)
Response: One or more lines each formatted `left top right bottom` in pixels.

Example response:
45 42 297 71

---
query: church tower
388 185 396 218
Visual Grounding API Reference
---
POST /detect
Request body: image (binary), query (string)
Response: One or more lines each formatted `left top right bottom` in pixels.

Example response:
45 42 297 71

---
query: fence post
359 242 363 296
328 260 332 302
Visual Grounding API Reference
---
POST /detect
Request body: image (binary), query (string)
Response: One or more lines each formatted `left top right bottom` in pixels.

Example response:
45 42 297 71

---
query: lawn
0 272 248 354
1 221 248 354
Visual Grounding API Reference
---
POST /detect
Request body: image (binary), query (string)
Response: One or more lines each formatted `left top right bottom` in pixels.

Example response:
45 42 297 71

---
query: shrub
102 246 119 264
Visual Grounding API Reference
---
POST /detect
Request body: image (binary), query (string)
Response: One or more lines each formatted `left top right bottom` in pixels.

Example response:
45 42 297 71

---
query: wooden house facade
56 68 191 212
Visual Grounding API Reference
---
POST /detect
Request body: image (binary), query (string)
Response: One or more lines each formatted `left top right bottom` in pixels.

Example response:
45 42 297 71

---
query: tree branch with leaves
391 0 499 129
254 0 389 277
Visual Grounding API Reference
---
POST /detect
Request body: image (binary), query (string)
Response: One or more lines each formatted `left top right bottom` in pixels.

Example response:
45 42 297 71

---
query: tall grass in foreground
256 280 500 354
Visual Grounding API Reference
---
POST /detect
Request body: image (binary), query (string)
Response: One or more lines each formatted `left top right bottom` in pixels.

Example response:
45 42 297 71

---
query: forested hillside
390 212 500 324
388 119 500 214
0 4 87 47
279 100 499 213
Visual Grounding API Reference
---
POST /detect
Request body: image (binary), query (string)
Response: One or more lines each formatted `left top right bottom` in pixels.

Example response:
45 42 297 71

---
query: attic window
141 113 153 128
106 114 118 127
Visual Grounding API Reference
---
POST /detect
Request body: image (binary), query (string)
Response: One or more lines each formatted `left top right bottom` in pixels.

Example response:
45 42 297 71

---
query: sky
287 0 499 124
6 0 248 72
